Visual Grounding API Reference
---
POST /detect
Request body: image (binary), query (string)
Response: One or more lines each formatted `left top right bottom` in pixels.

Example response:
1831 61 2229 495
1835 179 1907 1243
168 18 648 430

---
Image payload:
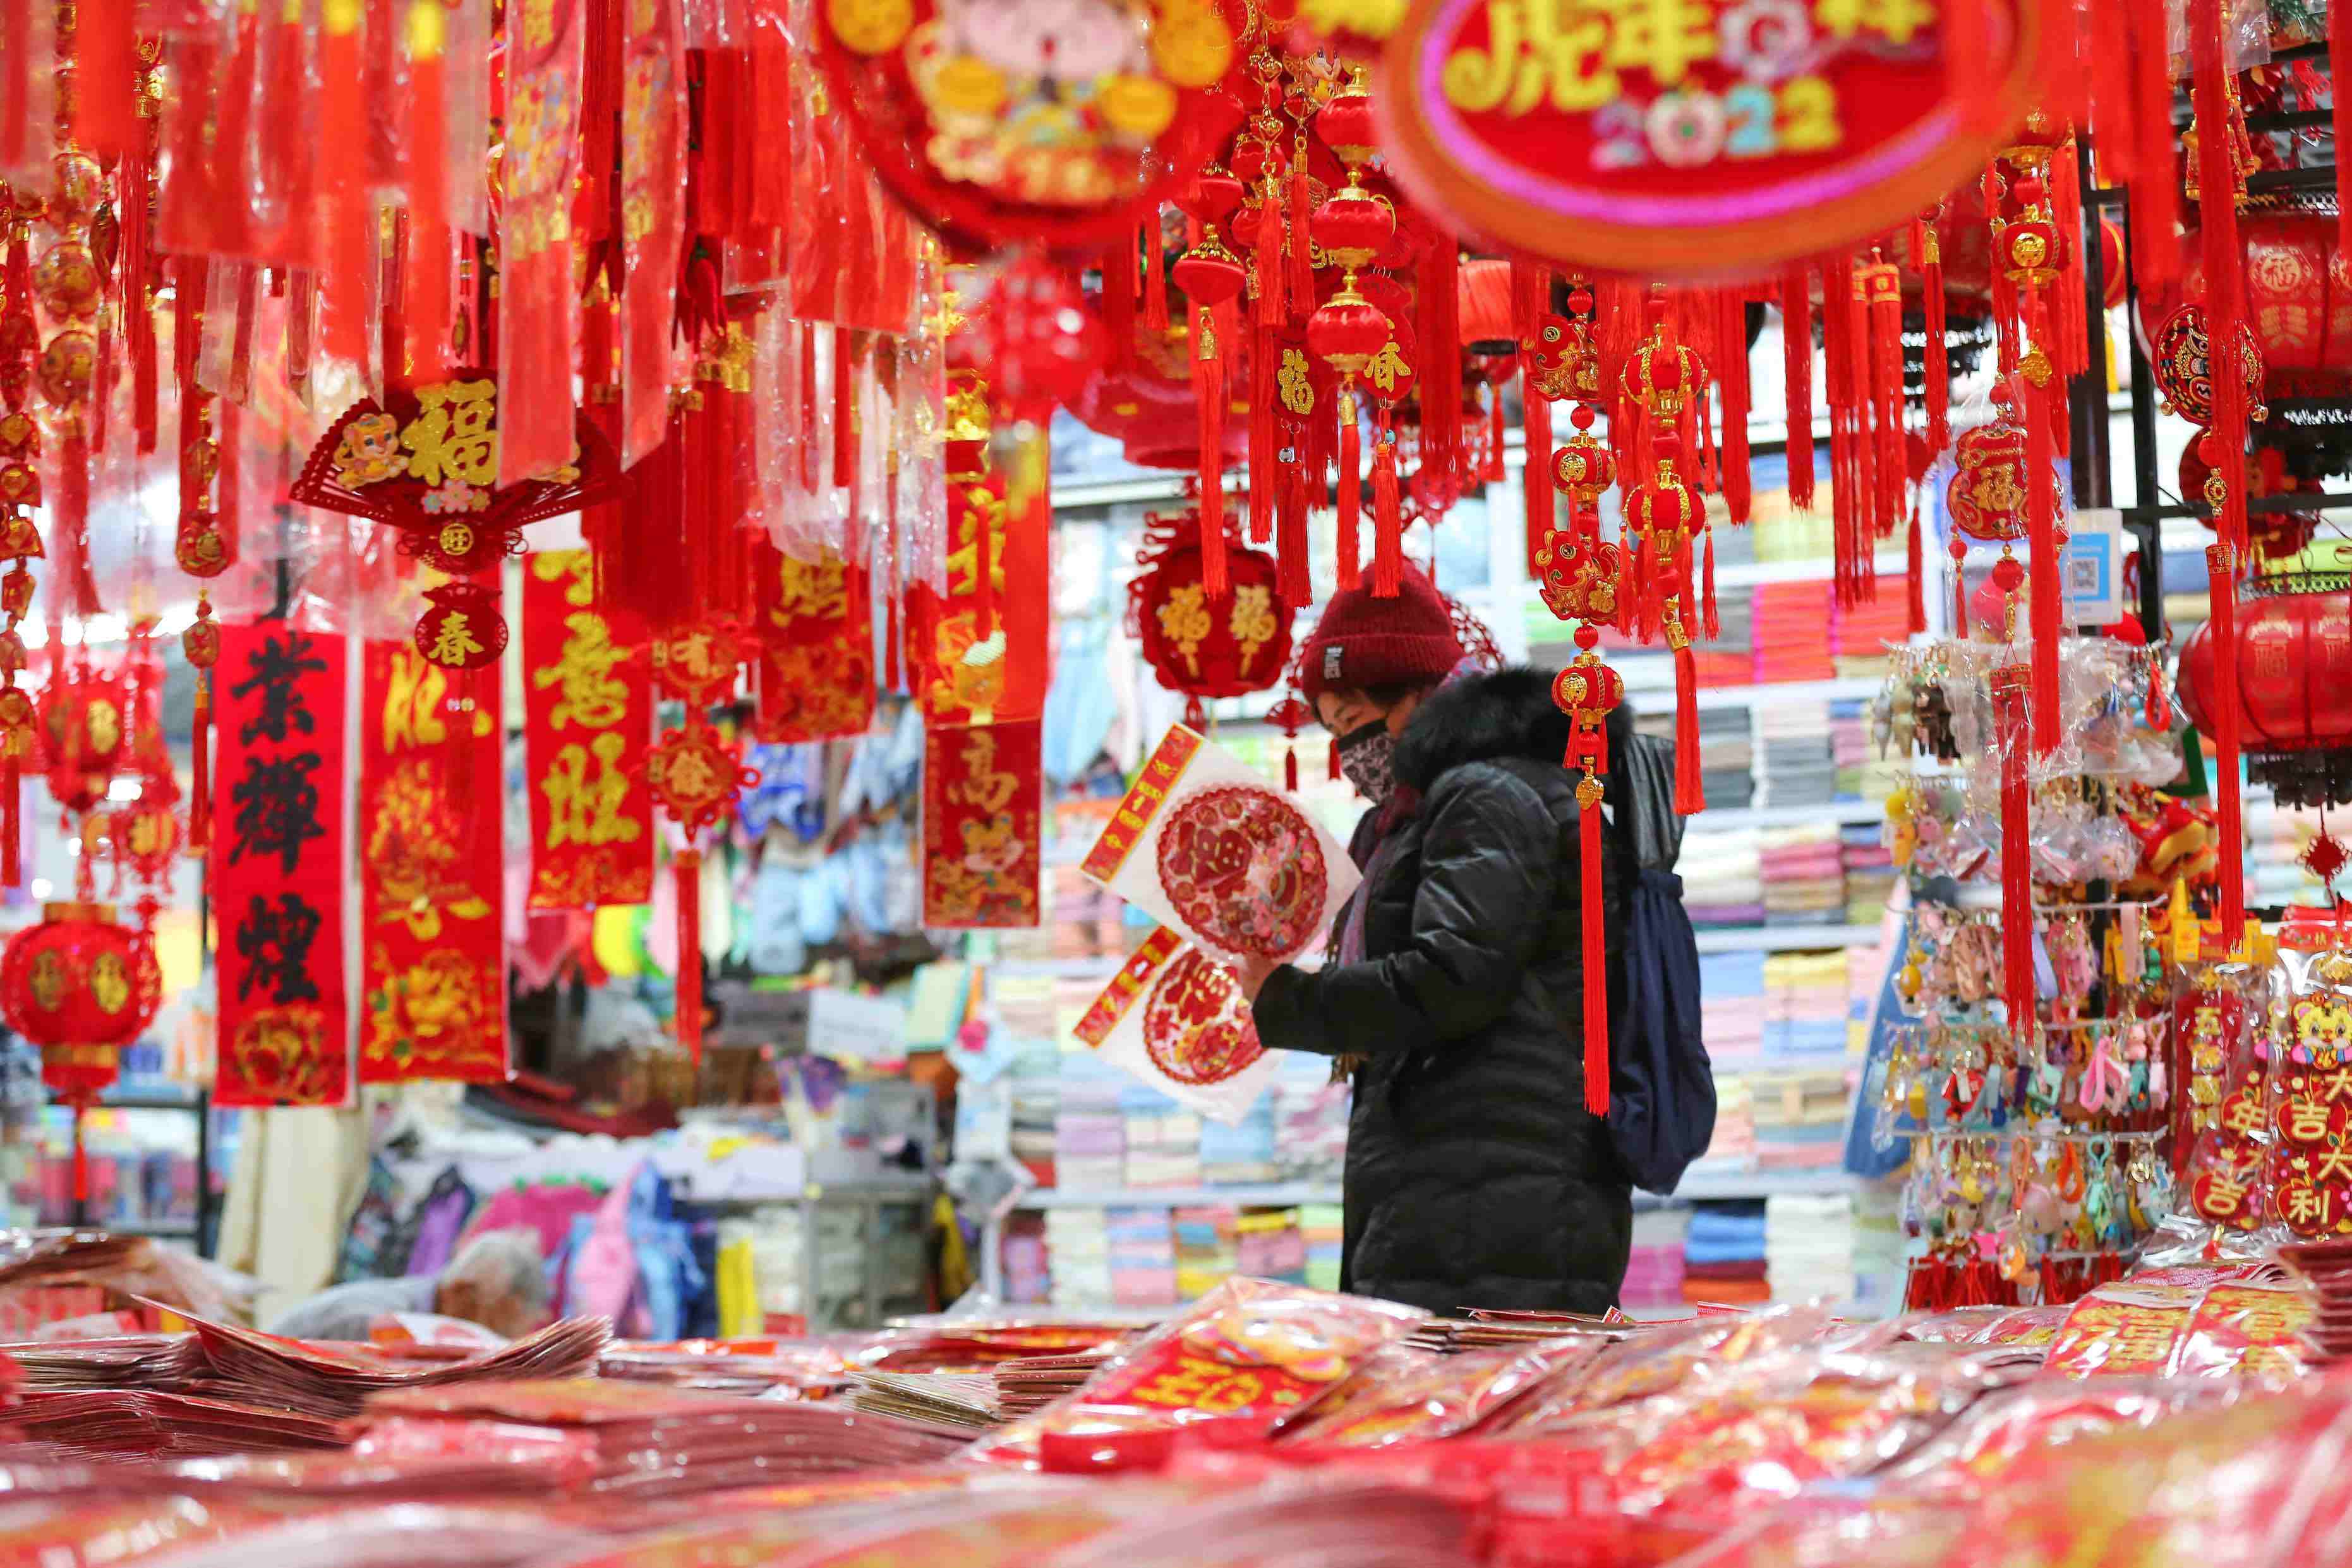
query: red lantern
2176 582 2352 807
2147 203 2352 403
1129 507 1294 728
39 662 128 815
0 900 162 1199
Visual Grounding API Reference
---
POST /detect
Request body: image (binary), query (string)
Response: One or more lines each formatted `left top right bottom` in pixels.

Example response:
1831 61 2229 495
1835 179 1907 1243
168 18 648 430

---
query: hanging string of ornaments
0 0 2333 1089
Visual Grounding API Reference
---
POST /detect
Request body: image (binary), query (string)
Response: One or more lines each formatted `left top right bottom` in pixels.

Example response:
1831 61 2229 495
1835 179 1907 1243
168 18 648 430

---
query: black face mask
1334 718 1395 805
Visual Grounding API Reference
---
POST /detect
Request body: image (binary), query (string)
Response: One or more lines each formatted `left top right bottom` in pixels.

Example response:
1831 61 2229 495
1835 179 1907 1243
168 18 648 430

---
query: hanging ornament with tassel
1171 167 1248 598
1306 167 1395 595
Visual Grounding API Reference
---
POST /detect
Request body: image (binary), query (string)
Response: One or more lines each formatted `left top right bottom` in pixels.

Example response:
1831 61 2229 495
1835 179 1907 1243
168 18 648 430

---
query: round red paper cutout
1155 785 1328 958
1143 946 1263 1085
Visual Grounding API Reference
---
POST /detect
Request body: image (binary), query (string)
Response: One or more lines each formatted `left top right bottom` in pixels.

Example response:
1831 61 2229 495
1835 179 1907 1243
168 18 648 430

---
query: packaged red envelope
962 1279 1423 1468
1275 1339 1600 1449
1079 727 1359 965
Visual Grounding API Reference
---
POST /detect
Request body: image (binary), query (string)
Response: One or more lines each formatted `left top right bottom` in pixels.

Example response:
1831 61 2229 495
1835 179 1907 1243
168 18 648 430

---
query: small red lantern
0 900 162 1200
2176 581 2352 807
1946 411 2035 543
1129 507 1294 728
40 662 128 815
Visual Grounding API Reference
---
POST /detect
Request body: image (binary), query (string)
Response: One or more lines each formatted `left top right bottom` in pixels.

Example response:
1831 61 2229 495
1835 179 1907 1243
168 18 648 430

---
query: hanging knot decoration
181 596 220 855
291 375 623 670
1553 629 1621 1117
1306 170 1396 594
1265 694 1314 792
1130 504 1294 721
1619 317 1709 815
1172 167 1250 598
644 623 756 1066
1989 662 2035 1042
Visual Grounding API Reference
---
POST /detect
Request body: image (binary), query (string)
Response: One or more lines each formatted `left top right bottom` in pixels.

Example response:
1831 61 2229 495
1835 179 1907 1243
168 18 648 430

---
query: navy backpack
1603 733 1717 1195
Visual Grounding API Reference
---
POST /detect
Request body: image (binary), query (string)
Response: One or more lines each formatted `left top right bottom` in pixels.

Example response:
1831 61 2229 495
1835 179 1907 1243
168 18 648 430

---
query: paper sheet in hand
1073 927 1276 1124
1079 725 1356 963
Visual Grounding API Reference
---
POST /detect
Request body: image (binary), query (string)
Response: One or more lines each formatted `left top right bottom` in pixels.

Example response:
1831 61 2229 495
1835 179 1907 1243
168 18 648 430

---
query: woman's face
1315 687 1421 739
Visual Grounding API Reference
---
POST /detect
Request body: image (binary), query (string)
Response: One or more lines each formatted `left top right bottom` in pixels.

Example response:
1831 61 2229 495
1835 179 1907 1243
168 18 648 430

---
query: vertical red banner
497 0 586 485
754 541 874 742
214 624 350 1108
904 431 1052 725
524 549 655 907
922 720 1042 928
618 0 684 467
358 642 508 1084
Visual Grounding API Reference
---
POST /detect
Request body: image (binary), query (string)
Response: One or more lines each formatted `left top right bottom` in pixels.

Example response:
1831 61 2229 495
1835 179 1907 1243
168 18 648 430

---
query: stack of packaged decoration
1876 635 2197 1307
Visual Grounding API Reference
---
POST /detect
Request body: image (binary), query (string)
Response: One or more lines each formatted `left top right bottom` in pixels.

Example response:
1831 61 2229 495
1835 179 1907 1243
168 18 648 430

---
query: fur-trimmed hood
1393 665 1634 794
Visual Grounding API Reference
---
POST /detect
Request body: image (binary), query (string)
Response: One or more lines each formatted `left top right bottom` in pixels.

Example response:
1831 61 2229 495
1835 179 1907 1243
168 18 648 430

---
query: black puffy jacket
1250 666 1659 1316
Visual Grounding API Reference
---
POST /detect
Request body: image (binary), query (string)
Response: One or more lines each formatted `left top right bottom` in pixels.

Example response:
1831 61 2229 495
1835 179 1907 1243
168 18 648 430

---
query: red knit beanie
1298 565 1463 701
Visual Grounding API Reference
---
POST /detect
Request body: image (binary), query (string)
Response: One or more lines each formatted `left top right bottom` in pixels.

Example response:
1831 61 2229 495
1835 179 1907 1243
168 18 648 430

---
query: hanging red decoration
291 374 624 670
1375 0 2068 279
0 900 161 1201
815 0 1240 256
2177 582 2352 811
1128 505 1294 728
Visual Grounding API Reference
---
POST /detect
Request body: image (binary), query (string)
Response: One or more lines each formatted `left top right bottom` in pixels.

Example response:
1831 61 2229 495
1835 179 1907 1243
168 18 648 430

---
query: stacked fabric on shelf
1759 824 1847 928
1841 823 1898 926
1272 1058 1351 1183
1124 1100 1204 1191
1746 1070 1856 1171
1752 582 1837 683
1000 1218 1051 1305
1697 705 1755 809
1699 951 1765 1071
1694 1078 1758 1174
1623 1206 1690 1309
1107 1207 1179 1308
1300 1203 1345 1291
1766 1191 1858 1303
1052 1056 1133 1193
1173 1207 1239 1299
1044 1209 1113 1309
1199 1100 1281 1186
1757 700 1839 809
1693 588 1756 689
1850 1181 1908 1317
1682 1200 1771 1305
1234 1209 1308 1285
1680 829 1764 928
1830 576 1911 678
1763 951 1852 1061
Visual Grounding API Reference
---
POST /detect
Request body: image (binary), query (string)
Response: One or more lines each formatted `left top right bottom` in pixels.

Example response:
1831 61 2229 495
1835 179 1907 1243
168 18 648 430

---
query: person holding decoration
1234 565 1677 1317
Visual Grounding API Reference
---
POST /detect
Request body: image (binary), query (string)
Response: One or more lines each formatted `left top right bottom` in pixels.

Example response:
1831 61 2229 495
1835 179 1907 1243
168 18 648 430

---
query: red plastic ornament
0 900 162 1200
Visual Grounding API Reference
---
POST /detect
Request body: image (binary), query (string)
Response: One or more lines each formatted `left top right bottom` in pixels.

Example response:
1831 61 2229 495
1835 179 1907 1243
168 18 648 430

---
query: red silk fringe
1907 500 1927 637
2129 5 2183 300
1248 322 1275 545
1522 388 1553 576
1372 428 1401 598
1485 380 1507 483
1821 257 1867 606
1673 640 1704 815
1421 241 1462 490
189 675 210 852
1103 237 1135 367
1867 266 1906 543
1919 222 1951 455
1197 309 1228 598
1144 215 1169 334
1718 289 1751 524
1780 265 1814 509
1336 396 1361 592
2024 361 2061 759
0 751 17 888
1286 162 1314 311
1996 672 2034 1034
1581 795 1608 1116
2336 0 2352 263
832 327 855 488
675 846 704 1065
1253 195 1286 327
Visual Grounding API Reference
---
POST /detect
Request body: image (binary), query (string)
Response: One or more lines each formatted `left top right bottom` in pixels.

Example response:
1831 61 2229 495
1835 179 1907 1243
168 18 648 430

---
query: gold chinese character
541 733 643 850
535 612 630 730
426 613 486 668
383 646 451 752
1812 0 1938 45
775 552 850 625
402 380 501 488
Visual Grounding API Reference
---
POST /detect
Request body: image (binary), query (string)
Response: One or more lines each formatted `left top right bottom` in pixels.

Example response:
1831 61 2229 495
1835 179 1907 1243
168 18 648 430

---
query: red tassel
189 675 210 852
2128 8 2181 299
1252 189 1286 328
1821 258 1864 606
833 327 855 488
1719 289 1751 524
1336 392 1362 591
1285 744 1299 792
1421 241 1461 488
1485 379 1507 483
1286 160 1314 316
1867 261 1907 544
1197 306 1228 598
1144 214 1169 333
1277 461 1311 606
1907 500 1927 637
1701 529 1718 641
1672 637 1704 815
2023 350 2061 759
0 745 17 889
1580 788 1608 1116
403 1 450 382
675 845 704 1065
2208 542 2246 939
1328 737 1341 781
1780 265 1815 510
1919 221 1951 455
1249 322 1277 545
2052 152 2090 382
1372 431 1401 597
1994 667 2034 1035
1103 236 1136 368
75 0 136 159
1523 387 1553 576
